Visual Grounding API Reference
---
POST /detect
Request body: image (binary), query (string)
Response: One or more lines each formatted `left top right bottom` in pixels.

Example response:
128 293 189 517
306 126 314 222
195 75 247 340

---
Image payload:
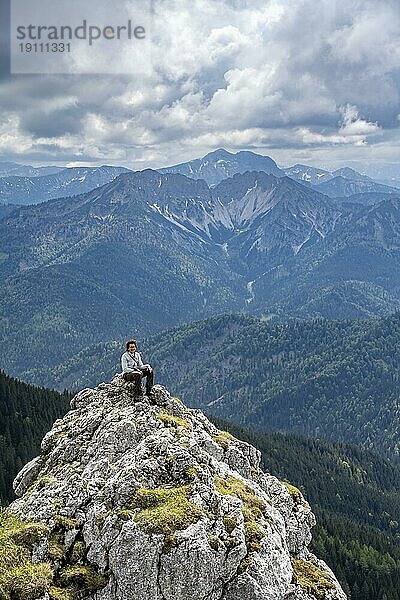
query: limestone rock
10 377 347 600
13 455 43 497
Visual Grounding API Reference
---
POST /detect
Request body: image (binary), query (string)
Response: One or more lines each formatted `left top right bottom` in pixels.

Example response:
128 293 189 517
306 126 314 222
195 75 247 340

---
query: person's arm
121 352 129 372
136 352 144 369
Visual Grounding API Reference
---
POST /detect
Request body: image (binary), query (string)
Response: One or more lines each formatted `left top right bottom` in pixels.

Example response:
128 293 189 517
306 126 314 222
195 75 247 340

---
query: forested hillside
211 417 400 600
0 370 69 503
21 312 400 464
145 312 400 462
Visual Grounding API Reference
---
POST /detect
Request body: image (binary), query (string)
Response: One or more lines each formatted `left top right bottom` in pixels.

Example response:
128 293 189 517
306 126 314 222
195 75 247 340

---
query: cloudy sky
0 0 399 171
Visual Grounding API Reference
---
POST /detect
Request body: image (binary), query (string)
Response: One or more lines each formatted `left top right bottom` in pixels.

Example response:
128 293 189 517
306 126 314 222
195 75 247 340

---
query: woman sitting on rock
121 339 154 396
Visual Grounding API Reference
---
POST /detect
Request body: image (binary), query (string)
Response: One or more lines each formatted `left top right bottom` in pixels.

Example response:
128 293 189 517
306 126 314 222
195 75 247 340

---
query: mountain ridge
2 150 398 208
1 167 400 377
0 165 130 206
158 149 400 197
159 148 284 185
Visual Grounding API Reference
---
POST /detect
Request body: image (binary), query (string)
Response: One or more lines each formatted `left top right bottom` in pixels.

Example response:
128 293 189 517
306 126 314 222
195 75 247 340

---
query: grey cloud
20 106 83 137
0 0 398 167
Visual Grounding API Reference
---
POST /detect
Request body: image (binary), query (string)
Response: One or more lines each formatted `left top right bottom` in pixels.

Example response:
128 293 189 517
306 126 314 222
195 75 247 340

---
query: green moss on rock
292 558 335 600
48 534 65 561
215 476 266 553
157 411 191 430
131 485 204 534
185 466 198 481
250 466 261 480
0 508 108 600
244 520 264 553
215 476 265 513
54 515 78 530
238 556 254 574
59 565 107 591
70 541 86 564
9 521 48 547
48 586 76 600
213 430 237 449
223 514 237 534
208 535 220 551
48 586 73 600
1 562 53 600
284 482 303 503
223 536 238 550
0 509 52 600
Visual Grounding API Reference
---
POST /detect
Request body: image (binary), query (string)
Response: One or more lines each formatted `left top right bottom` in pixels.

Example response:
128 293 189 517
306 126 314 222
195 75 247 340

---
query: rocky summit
7 377 346 600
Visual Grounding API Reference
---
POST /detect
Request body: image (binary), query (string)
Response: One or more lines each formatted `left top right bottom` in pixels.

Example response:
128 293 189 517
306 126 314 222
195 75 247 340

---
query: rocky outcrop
9 377 347 600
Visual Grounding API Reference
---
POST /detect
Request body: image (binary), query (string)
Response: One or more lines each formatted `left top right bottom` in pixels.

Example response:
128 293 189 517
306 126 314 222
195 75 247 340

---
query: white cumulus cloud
0 0 398 168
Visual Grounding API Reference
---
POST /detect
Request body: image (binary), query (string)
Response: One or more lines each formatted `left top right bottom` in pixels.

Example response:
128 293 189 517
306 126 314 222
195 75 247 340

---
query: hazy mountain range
0 165 128 206
159 149 400 197
1 149 399 209
0 161 64 178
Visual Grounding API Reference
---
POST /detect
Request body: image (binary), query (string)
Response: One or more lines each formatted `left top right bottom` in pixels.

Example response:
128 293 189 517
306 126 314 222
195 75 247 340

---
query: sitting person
121 339 154 396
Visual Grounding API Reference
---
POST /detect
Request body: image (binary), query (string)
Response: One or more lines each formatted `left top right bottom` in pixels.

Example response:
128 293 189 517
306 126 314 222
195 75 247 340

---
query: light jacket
121 351 144 373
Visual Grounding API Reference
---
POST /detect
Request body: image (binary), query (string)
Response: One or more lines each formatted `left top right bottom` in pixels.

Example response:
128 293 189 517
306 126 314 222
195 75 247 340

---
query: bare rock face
10 377 347 600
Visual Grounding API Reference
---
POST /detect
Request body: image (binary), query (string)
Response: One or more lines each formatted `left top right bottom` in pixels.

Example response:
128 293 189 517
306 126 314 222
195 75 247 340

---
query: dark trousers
123 366 154 394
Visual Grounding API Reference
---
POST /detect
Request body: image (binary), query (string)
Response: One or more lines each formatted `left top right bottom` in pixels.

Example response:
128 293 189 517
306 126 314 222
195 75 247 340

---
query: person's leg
140 365 154 394
123 371 144 395
123 371 134 382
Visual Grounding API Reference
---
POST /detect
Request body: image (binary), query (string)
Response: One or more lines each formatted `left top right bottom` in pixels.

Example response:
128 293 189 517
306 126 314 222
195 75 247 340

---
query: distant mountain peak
314 175 399 198
332 167 371 181
283 164 333 185
204 147 233 159
158 148 283 186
